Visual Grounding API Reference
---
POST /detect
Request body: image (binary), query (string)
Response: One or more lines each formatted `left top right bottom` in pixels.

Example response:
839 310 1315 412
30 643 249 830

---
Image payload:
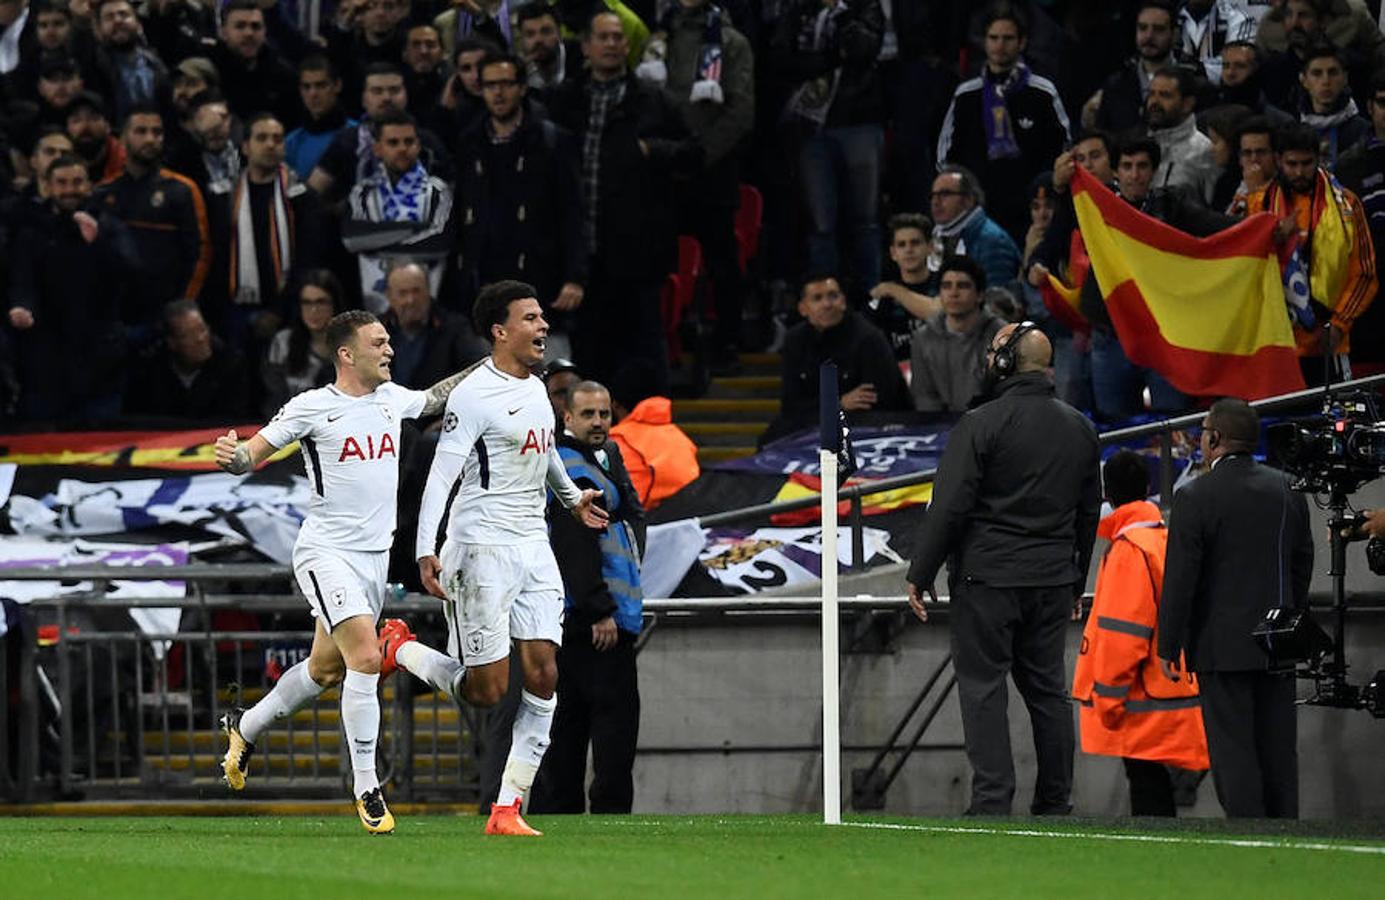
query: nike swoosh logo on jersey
507 408 521 415
327 412 345 422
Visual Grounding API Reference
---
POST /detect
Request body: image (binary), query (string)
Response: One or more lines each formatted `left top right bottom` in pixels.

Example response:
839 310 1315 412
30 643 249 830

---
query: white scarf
231 166 294 306
0 4 30 75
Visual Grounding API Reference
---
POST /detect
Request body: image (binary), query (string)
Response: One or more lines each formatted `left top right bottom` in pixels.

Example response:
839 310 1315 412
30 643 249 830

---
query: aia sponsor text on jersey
519 427 554 455
338 433 398 462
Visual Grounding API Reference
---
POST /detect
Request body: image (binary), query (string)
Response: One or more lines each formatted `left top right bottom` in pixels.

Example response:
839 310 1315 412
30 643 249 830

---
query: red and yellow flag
1039 230 1092 334
1071 167 1305 399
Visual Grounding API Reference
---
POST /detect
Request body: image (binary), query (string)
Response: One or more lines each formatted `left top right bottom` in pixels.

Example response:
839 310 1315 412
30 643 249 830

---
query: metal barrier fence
697 374 1385 568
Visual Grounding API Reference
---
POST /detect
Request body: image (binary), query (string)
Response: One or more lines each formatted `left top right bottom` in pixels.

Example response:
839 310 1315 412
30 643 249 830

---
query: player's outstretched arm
214 429 276 476
419 359 486 416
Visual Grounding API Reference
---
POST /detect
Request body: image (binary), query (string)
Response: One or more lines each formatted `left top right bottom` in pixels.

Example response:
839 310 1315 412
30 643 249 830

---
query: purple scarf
982 63 1029 160
457 0 512 49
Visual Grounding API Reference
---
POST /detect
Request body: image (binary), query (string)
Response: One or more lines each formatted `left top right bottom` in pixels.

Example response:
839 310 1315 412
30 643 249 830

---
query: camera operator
1157 398 1314 819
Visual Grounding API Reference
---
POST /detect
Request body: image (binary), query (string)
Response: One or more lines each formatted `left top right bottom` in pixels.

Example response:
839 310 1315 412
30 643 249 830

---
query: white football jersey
416 360 581 556
259 381 427 552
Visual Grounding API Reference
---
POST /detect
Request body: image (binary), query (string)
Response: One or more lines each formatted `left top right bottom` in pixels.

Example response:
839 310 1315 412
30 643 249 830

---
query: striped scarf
229 166 294 306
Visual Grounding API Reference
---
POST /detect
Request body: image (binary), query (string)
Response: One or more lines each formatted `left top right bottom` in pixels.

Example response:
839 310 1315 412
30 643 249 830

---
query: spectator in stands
609 359 700 512
1073 449 1207 817
1088 137 1239 421
13 124 71 196
907 322 1100 817
517 3 580 91
936 2 1069 242
1021 172 1056 273
32 0 75 57
285 55 355 180
33 51 83 128
1334 74 1385 374
1226 114 1277 216
643 0 754 372
771 0 885 297
1176 0 1259 84
1243 122 1376 385
261 268 343 415
379 260 485 390
1025 130 1113 411
174 91 238 198
1258 0 1385 112
125 299 252 422
436 35 496 138
1294 43 1369 170
1210 40 1292 122
327 0 406 103
531 378 645 816
65 89 124 181
341 109 453 313
547 9 701 392
553 0 651 66
0 0 44 103
1145 65 1219 204
927 164 1021 294
402 23 448 129
94 103 210 343
762 273 907 444
166 56 217 160
222 111 325 350
434 0 513 59
909 255 1003 414
91 0 168 124
309 62 451 202
869 212 939 361
544 357 581 424
1201 103 1253 210
7 152 134 424
139 0 215 67
209 0 297 128
454 51 584 332
1090 1 1188 136
1159 398 1312 819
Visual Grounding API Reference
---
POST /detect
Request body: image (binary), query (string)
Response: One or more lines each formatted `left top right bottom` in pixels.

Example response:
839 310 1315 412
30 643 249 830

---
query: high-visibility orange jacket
1072 500 1209 770
608 396 700 511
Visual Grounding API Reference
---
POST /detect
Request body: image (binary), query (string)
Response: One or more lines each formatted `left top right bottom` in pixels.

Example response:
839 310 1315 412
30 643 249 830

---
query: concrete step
704 375 781 399
673 398 779 422
681 422 766 438
697 446 758 464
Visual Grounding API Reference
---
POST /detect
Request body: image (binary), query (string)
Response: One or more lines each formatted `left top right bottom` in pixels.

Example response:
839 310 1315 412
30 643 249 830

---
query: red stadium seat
734 184 763 274
663 236 704 360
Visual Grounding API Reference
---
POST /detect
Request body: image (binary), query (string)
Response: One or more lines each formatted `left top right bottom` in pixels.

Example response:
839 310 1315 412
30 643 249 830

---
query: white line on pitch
839 820 1385 856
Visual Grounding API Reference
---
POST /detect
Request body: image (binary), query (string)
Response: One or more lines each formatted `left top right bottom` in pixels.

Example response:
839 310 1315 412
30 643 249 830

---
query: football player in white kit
377 280 607 836
213 309 471 835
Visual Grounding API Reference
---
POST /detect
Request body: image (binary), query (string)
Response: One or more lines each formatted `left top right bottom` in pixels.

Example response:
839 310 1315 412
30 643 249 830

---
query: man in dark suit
906 322 1102 816
1158 398 1314 819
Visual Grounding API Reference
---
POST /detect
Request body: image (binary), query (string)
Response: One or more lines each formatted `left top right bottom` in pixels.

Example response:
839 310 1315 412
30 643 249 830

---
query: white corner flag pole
820 446 842 825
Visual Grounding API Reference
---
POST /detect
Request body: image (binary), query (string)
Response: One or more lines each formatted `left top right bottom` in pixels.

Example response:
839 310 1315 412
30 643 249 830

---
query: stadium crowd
0 0 1381 432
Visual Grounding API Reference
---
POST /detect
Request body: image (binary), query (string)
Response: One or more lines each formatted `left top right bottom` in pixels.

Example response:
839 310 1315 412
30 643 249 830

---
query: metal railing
698 373 1385 568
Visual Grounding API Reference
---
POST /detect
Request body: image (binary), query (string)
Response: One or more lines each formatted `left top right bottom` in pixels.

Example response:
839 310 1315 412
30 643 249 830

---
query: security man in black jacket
907 322 1101 816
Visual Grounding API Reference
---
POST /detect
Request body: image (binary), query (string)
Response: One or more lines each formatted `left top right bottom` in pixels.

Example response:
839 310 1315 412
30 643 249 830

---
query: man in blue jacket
530 379 646 814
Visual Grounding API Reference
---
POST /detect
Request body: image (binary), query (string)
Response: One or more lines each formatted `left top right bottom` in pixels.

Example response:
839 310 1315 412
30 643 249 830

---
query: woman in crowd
260 269 345 416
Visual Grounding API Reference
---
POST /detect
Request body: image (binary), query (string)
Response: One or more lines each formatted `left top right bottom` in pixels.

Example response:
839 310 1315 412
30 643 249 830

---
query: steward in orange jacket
609 396 699 511
1072 483 1209 812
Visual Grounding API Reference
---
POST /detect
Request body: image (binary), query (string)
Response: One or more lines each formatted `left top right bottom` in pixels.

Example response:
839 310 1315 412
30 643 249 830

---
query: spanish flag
1071 167 1305 400
1039 230 1092 335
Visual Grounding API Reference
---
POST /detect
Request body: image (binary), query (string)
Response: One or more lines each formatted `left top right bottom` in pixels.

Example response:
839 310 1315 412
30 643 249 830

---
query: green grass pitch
1 814 1382 899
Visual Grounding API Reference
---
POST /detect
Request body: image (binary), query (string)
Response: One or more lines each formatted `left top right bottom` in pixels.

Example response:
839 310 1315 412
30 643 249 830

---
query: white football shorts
292 544 388 630
438 540 564 667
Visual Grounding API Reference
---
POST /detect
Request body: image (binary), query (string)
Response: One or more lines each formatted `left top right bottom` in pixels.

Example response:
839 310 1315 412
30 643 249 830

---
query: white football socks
396 640 467 699
341 668 381 796
239 660 324 744
497 690 556 807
